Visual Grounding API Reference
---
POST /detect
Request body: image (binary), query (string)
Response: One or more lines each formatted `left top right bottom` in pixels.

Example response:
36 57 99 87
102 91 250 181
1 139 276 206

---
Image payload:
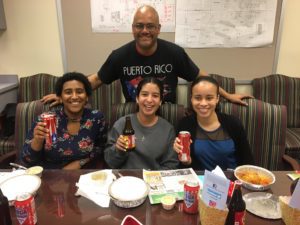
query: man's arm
88 73 103 90
197 71 253 106
41 73 103 107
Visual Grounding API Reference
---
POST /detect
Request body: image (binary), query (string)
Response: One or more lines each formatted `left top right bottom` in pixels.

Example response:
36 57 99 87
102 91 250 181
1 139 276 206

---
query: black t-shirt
98 39 199 103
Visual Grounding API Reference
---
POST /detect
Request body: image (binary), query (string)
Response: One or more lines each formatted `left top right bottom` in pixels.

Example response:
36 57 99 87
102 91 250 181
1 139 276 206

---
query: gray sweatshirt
104 114 179 170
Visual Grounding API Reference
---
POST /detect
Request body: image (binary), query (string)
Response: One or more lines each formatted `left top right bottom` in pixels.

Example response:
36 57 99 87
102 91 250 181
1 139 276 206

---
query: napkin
202 170 230 210
289 179 300 209
212 166 227 179
75 170 115 207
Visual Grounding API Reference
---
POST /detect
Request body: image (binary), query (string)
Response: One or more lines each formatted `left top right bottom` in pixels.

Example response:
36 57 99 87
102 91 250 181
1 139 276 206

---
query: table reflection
7 170 291 225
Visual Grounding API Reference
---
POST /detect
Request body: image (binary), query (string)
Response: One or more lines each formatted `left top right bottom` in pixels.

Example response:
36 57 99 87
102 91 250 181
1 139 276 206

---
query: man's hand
226 93 254 106
41 94 61 107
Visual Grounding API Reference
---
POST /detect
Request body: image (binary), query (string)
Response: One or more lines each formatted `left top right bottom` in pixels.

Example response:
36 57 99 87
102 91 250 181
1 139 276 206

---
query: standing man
43 5 251 106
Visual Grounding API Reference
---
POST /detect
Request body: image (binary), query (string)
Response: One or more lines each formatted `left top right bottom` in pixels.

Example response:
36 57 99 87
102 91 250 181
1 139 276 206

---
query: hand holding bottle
121 116 135 151
115 135 132 152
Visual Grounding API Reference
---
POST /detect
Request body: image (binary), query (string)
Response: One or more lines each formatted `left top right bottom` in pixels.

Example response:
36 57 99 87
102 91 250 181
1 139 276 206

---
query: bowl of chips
234 165 275 191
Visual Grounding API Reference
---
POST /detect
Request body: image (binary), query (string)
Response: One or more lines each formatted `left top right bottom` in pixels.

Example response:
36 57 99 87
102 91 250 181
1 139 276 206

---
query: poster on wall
175 0 277 48
90 0 176 33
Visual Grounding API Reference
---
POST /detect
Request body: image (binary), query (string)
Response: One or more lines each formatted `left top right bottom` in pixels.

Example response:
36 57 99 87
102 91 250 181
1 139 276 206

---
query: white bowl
0 174 41 202
234 165 275 191
108 176 149 208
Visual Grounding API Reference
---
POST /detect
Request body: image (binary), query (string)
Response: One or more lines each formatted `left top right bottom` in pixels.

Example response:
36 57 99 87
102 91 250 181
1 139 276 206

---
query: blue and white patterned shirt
21 107 107 169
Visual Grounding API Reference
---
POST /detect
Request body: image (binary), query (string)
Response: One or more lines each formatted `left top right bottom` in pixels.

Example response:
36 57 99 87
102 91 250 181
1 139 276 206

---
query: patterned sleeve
104 118 129 169
93 111 108 156
21 117 44 166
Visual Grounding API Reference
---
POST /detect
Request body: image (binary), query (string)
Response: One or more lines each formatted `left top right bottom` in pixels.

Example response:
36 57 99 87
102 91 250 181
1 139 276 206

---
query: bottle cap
234 180 243 186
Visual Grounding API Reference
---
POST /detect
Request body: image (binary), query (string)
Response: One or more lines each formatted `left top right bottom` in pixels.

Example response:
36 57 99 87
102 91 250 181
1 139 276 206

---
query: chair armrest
0 111 5 135
0 150 17 168
283 154 300 171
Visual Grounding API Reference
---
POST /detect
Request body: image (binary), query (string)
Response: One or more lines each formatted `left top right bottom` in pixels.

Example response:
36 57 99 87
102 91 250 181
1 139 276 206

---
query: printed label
234 211 245 225
16 207 28 225
184 191 196 208
124 135 135 149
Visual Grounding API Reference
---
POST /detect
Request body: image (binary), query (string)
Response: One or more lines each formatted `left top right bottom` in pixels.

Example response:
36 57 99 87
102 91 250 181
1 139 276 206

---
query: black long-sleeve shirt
177 112 254 170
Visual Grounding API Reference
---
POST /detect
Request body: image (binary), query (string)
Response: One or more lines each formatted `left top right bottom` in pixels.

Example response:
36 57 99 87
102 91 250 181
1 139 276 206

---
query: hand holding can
41 112 57 145
177 131 191 162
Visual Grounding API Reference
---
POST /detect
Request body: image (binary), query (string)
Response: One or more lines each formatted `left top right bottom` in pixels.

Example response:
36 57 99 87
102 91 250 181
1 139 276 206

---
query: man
42 5 251 106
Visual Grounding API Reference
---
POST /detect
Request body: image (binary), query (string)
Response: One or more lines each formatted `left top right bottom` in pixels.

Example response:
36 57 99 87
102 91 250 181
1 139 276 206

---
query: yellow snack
161 195 176 210
26 166 43 177
91 171 107 183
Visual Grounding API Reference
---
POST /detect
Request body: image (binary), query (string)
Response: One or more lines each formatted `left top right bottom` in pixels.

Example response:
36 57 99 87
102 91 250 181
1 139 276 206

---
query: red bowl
121 215 143 225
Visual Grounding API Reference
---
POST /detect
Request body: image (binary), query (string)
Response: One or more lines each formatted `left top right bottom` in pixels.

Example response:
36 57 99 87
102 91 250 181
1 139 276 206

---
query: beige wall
276 0 300 76
0 0 64 77
0 0 299 80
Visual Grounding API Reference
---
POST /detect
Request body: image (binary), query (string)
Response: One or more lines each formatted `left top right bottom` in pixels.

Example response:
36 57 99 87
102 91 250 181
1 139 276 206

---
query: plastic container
161 195 176 210
26 166 43 177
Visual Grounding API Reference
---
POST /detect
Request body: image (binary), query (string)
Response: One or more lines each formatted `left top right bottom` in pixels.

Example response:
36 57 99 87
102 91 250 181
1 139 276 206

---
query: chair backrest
18 73 58 102
252 74 300 128
110 103 185 130
210 73 236 94
14 100 53 162
90 80 123 125
184 73 236 107
219 98 287 170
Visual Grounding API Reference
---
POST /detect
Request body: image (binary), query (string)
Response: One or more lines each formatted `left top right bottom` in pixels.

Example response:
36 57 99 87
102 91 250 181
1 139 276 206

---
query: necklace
68 117 81 122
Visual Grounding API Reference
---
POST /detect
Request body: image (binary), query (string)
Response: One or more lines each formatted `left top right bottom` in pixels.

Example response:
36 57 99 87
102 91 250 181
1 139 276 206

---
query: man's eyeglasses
133 23 159 32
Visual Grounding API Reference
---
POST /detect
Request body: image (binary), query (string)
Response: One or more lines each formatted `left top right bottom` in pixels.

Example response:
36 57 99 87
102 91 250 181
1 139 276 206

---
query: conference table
8 169 292 225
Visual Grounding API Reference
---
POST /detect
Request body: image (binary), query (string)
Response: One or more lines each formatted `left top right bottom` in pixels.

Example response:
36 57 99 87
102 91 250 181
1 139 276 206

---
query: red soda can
178 131 191 162
15 193 37 225
41 112 57 145
183 180 200 214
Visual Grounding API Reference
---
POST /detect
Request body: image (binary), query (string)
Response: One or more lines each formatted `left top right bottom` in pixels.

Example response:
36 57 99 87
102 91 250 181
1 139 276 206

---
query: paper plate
243 192 281 219
0 174 41 202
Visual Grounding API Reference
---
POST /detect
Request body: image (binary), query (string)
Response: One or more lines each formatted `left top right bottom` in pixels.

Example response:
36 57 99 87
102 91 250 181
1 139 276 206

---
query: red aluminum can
178 131 191 162
41 112 57 145
183 180 200 214
15 193 37 225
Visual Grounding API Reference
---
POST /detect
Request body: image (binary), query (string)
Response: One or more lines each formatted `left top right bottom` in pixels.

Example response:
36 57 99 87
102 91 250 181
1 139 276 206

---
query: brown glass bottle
0 188 12 225
123 116 135 151
225 180 246 225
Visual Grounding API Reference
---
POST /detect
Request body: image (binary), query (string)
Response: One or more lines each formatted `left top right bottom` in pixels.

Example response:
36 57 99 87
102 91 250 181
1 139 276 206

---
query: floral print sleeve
21 119 43 166
20 107 107 169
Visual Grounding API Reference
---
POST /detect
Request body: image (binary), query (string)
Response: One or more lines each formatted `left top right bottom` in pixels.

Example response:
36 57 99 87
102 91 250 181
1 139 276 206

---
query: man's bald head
133 5 160 24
